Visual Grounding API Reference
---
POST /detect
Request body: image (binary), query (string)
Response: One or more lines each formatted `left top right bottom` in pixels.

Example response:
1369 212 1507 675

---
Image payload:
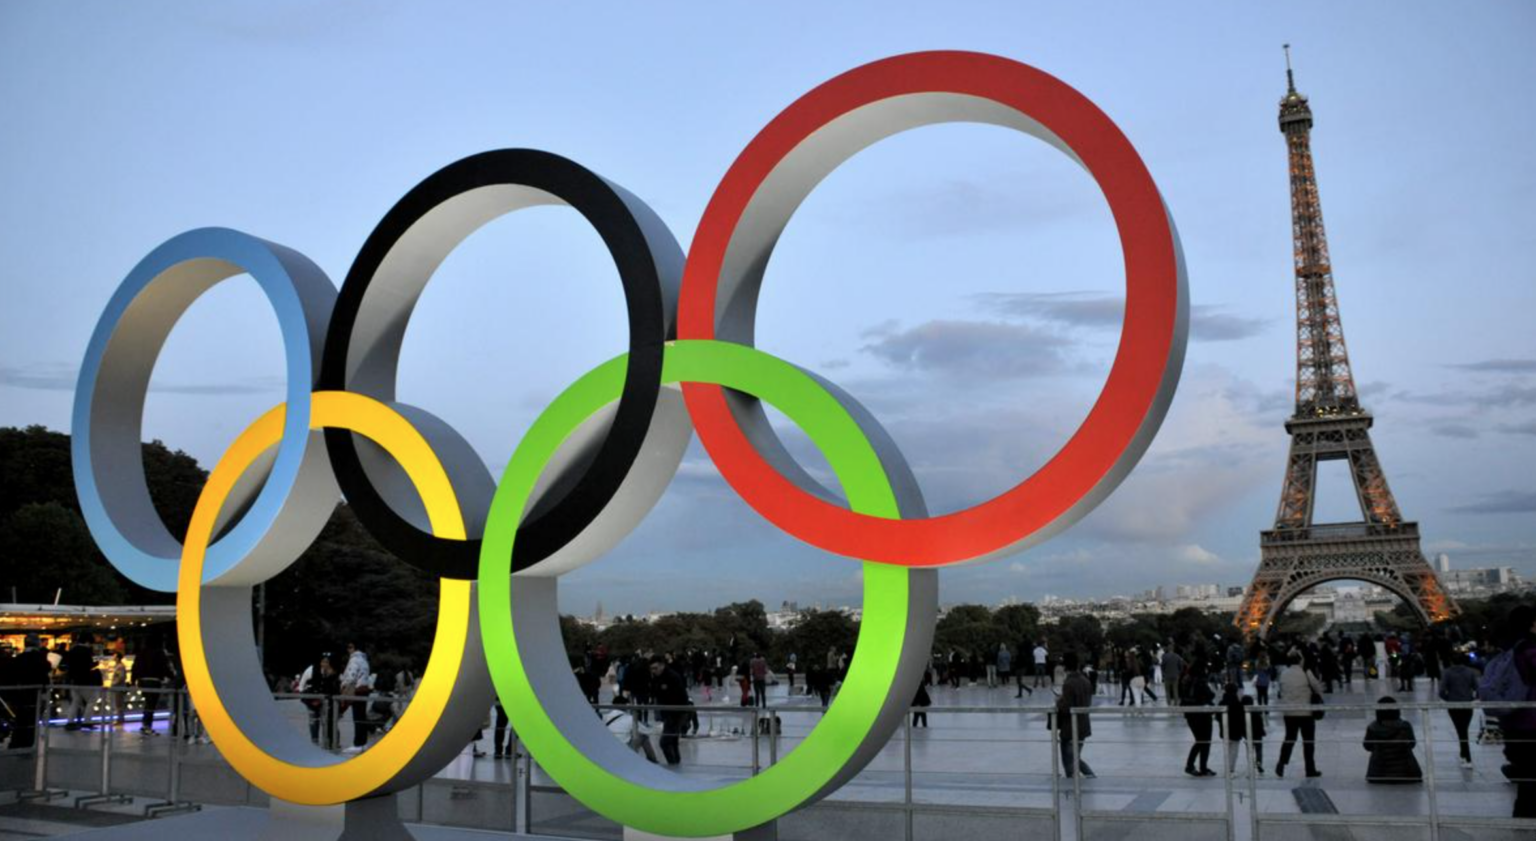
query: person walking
1162 645 1186 708
1438 652 1479 768
1275 650 1325 778
996 644 1012 691
1033 642 1050 689
785 653 798 693
1364 697 1423 784
1015 640 1034 698
1055 653 1095 779
1183 661 1218 777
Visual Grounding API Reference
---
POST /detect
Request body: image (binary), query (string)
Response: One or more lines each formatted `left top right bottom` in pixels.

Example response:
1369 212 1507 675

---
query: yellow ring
177 390 470 804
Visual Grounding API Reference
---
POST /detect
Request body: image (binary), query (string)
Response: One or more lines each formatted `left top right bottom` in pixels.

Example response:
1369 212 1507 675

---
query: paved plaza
2 672 1529 840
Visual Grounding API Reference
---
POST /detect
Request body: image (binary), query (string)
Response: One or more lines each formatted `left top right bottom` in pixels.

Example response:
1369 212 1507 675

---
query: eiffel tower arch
1235 49 1456 639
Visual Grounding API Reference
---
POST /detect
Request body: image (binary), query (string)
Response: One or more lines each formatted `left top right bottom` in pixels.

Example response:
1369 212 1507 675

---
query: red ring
679 51 1182 566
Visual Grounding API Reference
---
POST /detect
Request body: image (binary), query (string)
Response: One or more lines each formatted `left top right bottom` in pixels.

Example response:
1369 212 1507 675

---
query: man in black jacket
133 635 174 735
62 635 98 730
3 635 51 748
1056 652 1095 779
649 657 690 766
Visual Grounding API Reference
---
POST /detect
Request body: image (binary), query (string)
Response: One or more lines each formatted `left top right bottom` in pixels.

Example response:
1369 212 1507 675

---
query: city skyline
3 3 1533 616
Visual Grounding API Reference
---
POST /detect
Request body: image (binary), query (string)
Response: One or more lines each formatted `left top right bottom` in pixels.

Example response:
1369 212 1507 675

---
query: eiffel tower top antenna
1283 43 1296 94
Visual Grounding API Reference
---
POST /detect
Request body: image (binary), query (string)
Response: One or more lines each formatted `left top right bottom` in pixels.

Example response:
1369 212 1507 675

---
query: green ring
479 339 917 837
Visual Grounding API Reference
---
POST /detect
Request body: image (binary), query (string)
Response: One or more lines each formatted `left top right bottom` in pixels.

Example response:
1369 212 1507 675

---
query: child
1224 685 1267 775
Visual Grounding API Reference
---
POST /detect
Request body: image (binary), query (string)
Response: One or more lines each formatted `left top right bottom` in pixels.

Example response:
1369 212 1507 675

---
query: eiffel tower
1235 48 1457 639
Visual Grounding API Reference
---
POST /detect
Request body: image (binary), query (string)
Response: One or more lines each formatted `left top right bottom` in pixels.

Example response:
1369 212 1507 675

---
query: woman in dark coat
1364 697 1422 784
1183 660 1218 776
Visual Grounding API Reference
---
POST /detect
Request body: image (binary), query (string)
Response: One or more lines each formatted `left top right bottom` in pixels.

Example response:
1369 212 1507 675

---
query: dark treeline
4 425 1533 684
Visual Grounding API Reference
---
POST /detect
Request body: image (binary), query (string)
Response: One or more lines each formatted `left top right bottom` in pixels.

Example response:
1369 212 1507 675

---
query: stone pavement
7 673 1530 840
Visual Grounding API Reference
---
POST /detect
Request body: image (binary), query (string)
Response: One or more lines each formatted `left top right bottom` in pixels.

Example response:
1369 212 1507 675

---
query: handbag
1309 690 1325 721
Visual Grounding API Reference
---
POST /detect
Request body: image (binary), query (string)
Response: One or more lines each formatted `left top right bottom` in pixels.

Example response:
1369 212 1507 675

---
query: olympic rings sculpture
71 52 1186 838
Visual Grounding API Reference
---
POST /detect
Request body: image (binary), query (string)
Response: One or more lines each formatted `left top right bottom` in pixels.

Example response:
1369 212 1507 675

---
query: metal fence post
750 708 760 776
1071 711 1085 841
1248 703 1261 841
1220 709 1236 841
903 709 913 841
32 686 48 792
1049 710 1061 841
1420 705 1440 841
769 706 779 767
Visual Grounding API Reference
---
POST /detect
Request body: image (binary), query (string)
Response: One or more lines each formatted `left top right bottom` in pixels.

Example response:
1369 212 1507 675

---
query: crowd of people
1038 606 1536 819
5 607 1536 821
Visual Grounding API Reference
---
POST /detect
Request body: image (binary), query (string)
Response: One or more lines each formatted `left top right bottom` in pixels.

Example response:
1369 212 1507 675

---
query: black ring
320 149 672 579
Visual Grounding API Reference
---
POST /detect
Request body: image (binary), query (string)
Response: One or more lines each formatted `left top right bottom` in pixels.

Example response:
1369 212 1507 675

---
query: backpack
1479 645 1533 718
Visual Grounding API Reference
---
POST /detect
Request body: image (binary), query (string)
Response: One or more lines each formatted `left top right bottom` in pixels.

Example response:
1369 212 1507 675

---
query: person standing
62 635 99 730
302 654 340 746
1492 605 1536 818
1275 650 1325 779
1183 661 1217 777
133 637 173 735
5 635 50 749
1438 653 1479 768
996 644 1011 691
1033 642 1050 689
649 657 689 766
1055 653 1095 779
105 652 128 726
1225 640 1246 690
1254 651 1273 707
749 652 769 708
785 653 797 693
912 668 932 728
1162 645 1186 708
338 642 372 752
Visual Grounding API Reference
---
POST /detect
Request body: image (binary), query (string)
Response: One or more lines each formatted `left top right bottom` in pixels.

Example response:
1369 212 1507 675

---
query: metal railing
4 684 1535 841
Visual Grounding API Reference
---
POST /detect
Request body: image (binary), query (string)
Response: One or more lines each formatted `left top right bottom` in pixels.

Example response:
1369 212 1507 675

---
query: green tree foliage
1045 614 1104 661
0 425 203 605
773 609 857 667
259 505 439 681
1 501 126 604
935 604 1002 656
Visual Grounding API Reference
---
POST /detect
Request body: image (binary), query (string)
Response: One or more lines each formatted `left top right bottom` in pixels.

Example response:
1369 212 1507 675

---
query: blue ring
72 227 334 591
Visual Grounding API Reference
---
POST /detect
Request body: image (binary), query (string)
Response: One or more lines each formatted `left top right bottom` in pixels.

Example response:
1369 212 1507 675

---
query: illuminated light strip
178 391 484 805
480 340 934 837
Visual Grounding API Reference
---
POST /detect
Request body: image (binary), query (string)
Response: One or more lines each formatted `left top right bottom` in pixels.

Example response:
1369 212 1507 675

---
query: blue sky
2 2 1533 615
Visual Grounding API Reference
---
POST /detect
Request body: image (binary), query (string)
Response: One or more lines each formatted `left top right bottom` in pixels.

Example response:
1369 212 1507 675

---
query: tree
1046 615 1104 663
775 609 857 667
994 603 1042 645
0 501 127 604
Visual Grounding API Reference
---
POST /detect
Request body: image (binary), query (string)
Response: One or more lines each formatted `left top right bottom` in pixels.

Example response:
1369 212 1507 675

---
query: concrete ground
6 673 1529 840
